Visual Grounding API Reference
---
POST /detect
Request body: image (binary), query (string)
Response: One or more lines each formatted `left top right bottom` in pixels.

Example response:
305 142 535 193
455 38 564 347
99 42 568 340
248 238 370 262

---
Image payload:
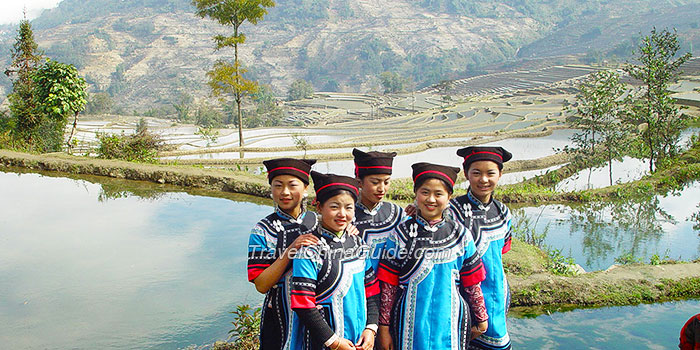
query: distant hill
0 0 699 113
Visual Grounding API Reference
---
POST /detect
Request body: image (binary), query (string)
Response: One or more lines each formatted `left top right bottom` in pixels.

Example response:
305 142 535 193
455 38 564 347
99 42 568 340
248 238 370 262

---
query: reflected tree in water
97 182 167 202
511 207 549 248
690 202 700 234
565 195 675 267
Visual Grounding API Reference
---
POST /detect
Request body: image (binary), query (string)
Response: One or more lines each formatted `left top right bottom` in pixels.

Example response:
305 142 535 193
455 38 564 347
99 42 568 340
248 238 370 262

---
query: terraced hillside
422 65 601 96
1 0 700 111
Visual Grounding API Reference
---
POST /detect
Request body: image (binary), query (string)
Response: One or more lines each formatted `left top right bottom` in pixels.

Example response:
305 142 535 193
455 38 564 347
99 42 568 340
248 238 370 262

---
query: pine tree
4 18 44 142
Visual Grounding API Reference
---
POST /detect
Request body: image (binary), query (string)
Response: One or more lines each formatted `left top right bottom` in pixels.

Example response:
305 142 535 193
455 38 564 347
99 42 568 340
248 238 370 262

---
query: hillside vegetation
0 0 698 112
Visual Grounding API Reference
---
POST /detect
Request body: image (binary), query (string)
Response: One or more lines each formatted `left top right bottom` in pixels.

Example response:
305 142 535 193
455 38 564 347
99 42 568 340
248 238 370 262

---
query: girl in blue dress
290 171 380 350
377 162 488 350
451 146 513 350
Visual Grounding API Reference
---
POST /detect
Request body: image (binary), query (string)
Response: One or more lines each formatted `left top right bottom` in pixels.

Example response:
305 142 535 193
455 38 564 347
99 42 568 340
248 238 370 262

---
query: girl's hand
355 329 376 350
286 234 318 258
346 223 360 236
470 321 488 340
377 325 393 350
404 204 416 217
330 337 355 350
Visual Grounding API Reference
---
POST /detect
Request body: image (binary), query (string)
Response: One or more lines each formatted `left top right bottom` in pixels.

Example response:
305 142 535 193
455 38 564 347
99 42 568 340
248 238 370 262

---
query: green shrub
96 129 164 163
227 304 261 350
511 208 549 248
614 252 643 265
546 247 576 276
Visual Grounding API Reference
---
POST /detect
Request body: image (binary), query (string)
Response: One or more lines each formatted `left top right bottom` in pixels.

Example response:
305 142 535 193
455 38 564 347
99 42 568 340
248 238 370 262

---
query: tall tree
624 28 692 172
32 59 88 151
192 0 275 146
568 70 631 186
4 17 44 142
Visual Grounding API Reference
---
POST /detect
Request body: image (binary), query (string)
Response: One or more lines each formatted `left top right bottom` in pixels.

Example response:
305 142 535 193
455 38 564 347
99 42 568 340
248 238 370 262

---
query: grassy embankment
0 149 271 197
505 238 700 308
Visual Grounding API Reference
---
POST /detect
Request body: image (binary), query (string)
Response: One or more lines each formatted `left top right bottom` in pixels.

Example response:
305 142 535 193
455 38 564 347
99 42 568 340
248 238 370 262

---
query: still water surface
0 170 265 349
515 182 700 271
1 170 697 349
510 300 700 349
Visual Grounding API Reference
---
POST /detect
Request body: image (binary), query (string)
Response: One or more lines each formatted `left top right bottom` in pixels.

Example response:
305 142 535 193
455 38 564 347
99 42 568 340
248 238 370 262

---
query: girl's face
360 174 391 207
467 160 502 203
271 175 307 215
317 192 355 232
415 178 450 222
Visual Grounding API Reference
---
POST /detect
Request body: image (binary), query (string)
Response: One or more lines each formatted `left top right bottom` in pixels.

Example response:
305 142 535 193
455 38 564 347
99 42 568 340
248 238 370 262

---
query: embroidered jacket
247 207 318 350
449 190 513 350
354 201 404 272
289 226 380 350
377 215 486 350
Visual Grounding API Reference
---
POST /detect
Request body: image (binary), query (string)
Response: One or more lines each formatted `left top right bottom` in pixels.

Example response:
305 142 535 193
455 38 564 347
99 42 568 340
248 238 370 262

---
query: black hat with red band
311 171 360 204
352 148 397 178
263 158 317 185
456 146 512 171
411 162 460 193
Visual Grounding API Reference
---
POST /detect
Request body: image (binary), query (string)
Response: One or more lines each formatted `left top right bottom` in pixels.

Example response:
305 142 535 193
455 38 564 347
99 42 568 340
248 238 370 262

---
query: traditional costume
352 148 404 271
451 147 513 350
289 172 380 350
247 158 317 350
377 163 487 350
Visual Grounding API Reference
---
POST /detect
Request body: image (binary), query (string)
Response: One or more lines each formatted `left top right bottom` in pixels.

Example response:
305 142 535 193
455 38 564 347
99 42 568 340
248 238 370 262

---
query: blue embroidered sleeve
247 224 275 282
377 228 402 285
291 246 321 309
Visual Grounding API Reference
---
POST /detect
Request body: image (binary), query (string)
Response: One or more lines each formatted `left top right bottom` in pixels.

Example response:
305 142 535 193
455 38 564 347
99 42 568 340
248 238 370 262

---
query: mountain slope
0 0 699 112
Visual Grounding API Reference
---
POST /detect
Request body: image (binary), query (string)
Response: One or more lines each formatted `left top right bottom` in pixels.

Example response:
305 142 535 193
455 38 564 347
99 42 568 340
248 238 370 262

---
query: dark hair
317 189 357 205
414 177 453 195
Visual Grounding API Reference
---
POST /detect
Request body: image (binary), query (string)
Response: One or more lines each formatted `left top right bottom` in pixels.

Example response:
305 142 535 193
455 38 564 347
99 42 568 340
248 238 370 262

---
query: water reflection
509 300 700 349
517 182 700 270
567 195 674 268
691 203 700 232
0 170 271 350
2 169 698 349
97 181 168 201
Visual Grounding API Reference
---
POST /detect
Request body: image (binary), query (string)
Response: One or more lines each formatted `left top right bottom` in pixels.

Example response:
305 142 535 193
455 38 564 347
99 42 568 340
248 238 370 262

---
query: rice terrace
75 64 604 166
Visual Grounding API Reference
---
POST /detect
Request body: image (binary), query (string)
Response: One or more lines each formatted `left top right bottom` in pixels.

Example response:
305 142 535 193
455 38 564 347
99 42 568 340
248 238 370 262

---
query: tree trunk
647 134 655 173
67 112 79 151
587 167 592 190
608 150 613 186
237 93 243 147
234 25 243 147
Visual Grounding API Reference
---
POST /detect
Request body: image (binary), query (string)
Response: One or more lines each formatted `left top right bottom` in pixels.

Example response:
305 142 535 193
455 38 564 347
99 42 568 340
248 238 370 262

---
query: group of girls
246 146 514 350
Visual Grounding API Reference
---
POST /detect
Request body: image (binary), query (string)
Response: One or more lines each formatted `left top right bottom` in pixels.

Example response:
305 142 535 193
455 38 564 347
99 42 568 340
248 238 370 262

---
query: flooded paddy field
73 91 573 170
